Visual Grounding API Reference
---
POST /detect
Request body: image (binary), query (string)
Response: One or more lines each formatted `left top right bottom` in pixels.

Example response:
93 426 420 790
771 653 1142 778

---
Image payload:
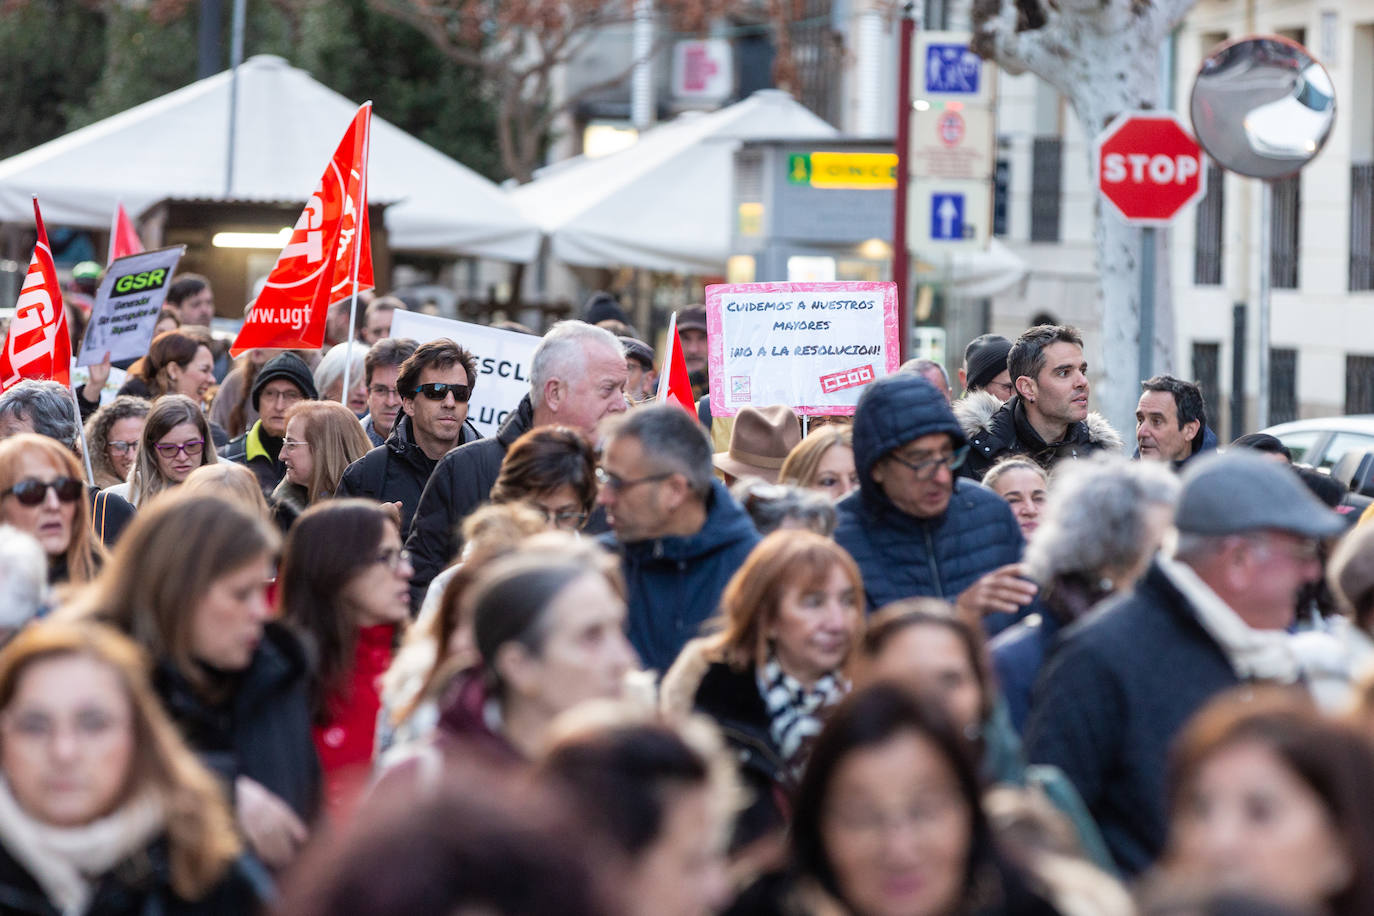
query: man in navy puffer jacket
834 373 1037 635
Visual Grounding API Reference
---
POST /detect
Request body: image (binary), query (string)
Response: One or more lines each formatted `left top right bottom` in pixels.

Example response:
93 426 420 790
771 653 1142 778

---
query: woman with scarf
660 530 864 858
0 620 270 914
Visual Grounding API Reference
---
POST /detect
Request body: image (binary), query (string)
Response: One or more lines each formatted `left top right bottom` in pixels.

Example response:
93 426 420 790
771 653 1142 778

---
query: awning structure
511 90 838 274
915 239 1029 299
0 55 540 263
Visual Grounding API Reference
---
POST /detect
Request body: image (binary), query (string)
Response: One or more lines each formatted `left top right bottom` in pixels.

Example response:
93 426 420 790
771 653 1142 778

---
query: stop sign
1094 112 1207 224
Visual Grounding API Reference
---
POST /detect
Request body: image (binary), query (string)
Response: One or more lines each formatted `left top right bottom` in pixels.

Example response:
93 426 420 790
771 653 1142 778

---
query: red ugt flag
0 198 71 391
231 103 374 355
656 311 696 415
107 202 144 265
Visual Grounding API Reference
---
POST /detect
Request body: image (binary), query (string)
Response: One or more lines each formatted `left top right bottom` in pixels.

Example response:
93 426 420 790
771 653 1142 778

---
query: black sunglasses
412 382 472 403
3 476 84 506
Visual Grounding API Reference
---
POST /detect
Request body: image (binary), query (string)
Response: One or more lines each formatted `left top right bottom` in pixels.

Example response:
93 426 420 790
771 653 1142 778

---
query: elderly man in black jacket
405 321 630 607
1025 451 1346 876
337 339 481 536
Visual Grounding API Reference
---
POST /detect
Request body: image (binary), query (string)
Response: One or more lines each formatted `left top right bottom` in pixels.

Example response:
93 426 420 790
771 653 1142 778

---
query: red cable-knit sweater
312 623 395 821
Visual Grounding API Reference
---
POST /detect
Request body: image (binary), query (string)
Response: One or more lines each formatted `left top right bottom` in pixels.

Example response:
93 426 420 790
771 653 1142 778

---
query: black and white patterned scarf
757 654 848 776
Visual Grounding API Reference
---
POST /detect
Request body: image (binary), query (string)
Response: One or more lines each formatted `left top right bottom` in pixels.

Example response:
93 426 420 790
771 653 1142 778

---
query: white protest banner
387 311 540 438
706 281 900 417
76 245 186 367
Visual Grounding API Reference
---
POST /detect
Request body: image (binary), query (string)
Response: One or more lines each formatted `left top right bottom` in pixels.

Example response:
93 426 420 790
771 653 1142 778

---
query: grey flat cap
1175 450 1346 538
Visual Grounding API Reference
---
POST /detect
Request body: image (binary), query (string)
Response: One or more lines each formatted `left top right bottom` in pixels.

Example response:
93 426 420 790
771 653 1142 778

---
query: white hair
1025 454 1181 583
0 525 48 629
529 321 623 408
314 342 368 396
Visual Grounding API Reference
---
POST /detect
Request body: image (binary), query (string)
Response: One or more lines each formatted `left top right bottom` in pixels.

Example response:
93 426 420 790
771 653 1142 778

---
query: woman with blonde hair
661 530 863 854
180 462 272 523
0 434 102 586
778 425 858 501
112 394 218 508
273 400 371 529
0 620 270 911
72 492 318 870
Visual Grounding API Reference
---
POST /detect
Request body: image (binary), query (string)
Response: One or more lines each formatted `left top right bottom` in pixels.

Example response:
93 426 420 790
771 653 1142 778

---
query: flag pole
656 311 678 403
341 102 372 399
68 387 96 484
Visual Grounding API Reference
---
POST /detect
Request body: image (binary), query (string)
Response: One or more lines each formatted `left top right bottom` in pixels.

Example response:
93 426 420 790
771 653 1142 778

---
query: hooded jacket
955 391 1123 481
600 479 759 674
152 621 321 823
338 413 481 538
405 395 534 609
220 420 287 498
834 375 1029 633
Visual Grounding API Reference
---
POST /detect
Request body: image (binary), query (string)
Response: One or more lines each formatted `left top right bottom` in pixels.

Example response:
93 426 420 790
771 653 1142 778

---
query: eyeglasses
412 382 472 403
824 791 965 841
369 384 400 400
886 445 969 480
281 438 309 452
534 506 589 530
154 439 205 459
1246 534 1323 564
107 440 139 455
2 476 84 506
596 467 672 493
375 547 412 571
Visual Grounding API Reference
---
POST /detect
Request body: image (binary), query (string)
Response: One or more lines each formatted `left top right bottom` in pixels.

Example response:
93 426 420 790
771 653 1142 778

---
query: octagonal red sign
1094 112 1207 224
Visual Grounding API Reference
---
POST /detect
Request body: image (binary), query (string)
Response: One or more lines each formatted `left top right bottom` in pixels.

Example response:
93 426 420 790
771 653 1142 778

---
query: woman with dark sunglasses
0 434 102 586
108 395 217 508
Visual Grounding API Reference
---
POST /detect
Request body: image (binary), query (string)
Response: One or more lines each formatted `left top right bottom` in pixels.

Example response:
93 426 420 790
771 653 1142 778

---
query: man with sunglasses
833 372 1038 636
0 379 134 546
339 339 480 537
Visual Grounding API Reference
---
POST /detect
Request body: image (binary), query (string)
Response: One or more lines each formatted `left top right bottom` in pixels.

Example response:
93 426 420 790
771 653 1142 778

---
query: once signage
1094 112 1207 224
787 152 898 189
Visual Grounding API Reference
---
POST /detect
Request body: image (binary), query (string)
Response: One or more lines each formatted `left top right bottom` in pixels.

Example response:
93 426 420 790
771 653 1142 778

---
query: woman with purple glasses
0 434 102 586
106 395 217 508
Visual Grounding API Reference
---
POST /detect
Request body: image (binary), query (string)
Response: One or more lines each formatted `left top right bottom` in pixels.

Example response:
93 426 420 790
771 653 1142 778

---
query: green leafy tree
0 1 106 158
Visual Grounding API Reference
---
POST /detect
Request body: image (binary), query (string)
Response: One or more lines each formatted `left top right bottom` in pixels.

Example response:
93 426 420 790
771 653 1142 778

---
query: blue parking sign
924 44 981 94
931 193 965 240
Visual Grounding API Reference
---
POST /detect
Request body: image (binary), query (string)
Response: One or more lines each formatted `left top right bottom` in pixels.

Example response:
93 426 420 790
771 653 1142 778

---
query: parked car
1259 415 1374 470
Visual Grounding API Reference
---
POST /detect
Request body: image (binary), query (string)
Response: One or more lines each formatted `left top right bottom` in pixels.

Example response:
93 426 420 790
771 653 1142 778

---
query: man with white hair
0 525 47 643
405 320 629 607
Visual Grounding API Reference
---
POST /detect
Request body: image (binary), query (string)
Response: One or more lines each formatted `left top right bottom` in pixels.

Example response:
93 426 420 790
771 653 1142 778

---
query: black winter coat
954 391 1123 481
405 395 534 608
219 422 286 499
337 414 481 538
662 643 790 851
0 837 270 916
1024 561 1241 876
153 622 321 823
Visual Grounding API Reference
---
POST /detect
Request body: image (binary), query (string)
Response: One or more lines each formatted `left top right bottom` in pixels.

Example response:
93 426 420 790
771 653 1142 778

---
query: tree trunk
973 0 1196 435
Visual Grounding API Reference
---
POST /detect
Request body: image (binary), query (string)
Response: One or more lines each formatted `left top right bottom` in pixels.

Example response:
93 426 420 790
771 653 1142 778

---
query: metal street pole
1139 225 1156 382
1256 179 1273 430
892 2 915 362
224 0 246 196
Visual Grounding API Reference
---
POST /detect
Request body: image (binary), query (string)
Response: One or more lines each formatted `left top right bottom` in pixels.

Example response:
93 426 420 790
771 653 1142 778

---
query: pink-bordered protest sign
706 281 900 417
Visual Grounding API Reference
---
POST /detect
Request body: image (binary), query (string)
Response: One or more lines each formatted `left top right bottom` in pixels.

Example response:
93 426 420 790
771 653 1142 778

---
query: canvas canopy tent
0 55 539 263
511 90 838 274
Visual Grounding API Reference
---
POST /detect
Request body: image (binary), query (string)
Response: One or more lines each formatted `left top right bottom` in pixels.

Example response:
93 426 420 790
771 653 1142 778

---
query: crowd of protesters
7 278 1374 916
